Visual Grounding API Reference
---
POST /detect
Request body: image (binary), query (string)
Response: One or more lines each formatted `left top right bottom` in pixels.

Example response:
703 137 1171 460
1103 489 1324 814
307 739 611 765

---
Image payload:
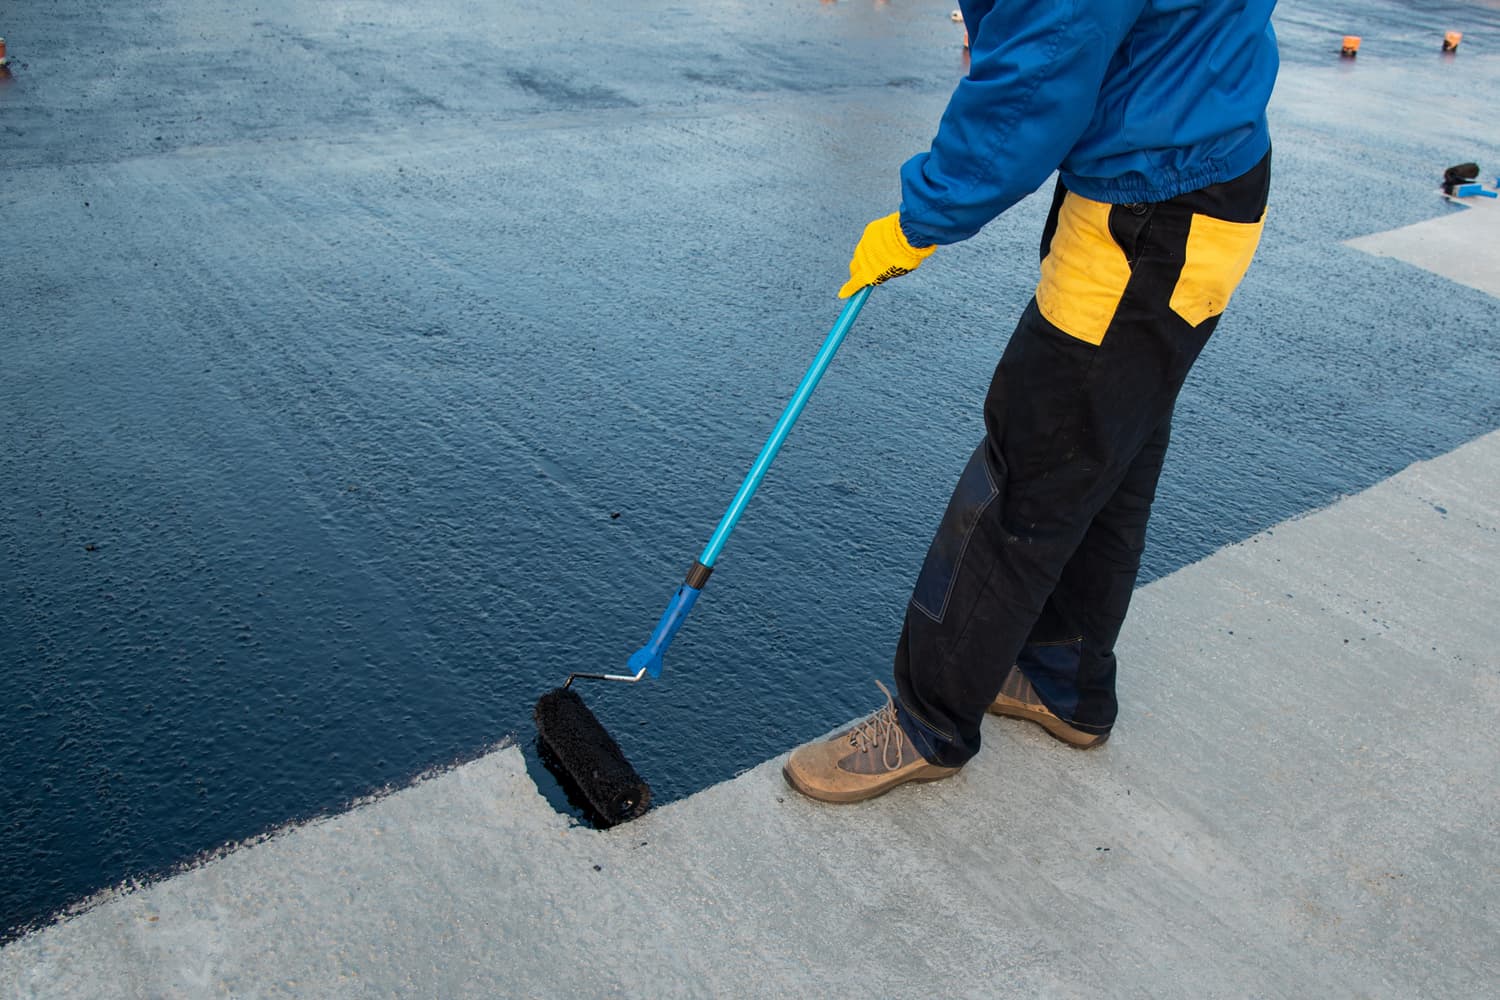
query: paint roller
533 288 874 825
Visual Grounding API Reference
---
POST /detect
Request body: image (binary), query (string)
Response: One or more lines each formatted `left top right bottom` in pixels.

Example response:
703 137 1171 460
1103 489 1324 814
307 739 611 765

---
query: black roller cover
534 688 652 825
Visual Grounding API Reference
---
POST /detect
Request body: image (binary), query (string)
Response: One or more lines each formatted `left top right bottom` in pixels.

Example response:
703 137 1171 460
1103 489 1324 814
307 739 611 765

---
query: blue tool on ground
534 286 874 825
1442 162 1480 195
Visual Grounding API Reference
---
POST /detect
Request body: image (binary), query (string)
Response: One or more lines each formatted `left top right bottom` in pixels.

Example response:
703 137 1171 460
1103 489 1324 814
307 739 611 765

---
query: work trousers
895 152 1271 767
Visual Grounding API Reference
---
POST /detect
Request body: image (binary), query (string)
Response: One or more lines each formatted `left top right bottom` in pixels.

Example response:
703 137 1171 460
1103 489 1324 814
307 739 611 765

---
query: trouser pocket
1168 211 1266 326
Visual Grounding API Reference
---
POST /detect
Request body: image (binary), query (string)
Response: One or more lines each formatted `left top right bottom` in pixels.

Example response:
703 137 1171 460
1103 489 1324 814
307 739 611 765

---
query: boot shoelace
848 680 906 771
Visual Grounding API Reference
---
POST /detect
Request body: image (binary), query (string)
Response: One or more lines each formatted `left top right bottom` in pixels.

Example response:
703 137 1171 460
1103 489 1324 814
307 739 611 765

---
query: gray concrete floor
2 426 1497 997
1348 193 1500 297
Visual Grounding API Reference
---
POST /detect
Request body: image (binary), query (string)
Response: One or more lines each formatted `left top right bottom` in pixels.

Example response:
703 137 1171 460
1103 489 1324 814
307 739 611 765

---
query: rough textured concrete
3 428 1497 998
1347 193 1500 297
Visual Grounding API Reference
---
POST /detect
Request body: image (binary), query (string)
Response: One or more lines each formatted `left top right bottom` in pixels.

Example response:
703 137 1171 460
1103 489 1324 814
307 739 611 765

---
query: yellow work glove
838 212 936 298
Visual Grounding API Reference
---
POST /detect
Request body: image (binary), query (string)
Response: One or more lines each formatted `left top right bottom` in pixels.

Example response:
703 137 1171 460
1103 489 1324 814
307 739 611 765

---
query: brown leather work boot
783 681 961 803
988 668 1109 748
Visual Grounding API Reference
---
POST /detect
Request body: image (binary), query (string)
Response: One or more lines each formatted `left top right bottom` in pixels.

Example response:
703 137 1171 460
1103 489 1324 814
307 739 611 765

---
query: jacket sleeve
899 0 1146 246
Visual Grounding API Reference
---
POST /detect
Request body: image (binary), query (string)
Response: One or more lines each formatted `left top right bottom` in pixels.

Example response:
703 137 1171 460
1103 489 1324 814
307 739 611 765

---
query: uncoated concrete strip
3 432 1499 999
1346 194 1500 298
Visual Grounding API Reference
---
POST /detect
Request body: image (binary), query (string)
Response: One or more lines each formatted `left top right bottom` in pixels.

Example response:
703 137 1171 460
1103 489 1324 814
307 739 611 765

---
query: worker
784 0 1279 802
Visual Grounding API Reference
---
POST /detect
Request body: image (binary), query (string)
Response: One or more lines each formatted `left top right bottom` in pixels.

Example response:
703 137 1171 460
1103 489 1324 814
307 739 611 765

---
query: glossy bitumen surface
2 430 1496 996
3 0 1498 938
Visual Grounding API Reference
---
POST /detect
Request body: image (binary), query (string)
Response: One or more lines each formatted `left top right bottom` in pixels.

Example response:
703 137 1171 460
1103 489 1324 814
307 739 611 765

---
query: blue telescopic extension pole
607 285 872 683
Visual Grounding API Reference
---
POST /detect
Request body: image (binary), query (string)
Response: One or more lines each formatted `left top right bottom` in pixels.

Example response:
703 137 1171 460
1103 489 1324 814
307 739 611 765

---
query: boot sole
988 699 1109 749
781 762 959 804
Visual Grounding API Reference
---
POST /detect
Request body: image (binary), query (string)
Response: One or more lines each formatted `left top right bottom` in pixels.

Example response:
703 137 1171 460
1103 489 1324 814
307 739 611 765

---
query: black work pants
895 153 1271 767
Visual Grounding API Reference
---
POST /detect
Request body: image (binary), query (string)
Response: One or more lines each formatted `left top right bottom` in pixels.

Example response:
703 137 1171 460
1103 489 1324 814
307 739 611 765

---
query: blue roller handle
627 286 873 678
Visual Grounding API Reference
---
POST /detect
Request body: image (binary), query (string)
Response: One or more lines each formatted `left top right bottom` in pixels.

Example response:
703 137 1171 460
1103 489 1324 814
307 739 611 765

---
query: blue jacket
900 0 1278 246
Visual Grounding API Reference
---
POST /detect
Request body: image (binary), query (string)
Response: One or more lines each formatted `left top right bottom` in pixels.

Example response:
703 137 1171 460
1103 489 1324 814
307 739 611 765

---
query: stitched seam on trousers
900 699 956 744
911 454 1000 624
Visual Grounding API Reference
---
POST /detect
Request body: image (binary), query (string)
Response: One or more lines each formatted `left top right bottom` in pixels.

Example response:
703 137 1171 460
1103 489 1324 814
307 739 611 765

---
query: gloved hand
838 212 936 298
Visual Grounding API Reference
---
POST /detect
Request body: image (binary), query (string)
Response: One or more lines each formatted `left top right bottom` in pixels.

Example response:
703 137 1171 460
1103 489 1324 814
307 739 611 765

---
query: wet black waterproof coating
534 688 651 825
